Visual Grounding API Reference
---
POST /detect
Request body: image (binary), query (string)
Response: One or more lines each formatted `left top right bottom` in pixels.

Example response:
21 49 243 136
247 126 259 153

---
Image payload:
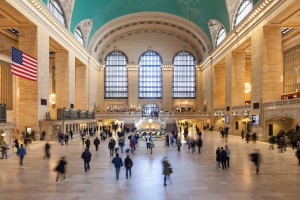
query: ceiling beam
0 8 20 25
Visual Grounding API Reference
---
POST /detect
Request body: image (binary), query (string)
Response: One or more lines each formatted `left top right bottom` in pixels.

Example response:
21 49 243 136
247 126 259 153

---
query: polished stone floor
1 130 300 200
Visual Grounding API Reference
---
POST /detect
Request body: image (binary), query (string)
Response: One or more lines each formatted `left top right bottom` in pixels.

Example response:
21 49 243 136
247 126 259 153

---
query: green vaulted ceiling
42 0 259 43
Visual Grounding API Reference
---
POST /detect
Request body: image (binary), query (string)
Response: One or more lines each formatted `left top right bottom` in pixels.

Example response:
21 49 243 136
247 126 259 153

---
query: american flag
11 47 37 81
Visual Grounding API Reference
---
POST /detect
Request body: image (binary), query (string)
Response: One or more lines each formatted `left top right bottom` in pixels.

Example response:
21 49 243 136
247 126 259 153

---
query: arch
48 0 67 27
173 51 196 99
215 26 226 46
138 50 162 99
224 0 240 30
207 19 226 48
104 51 128 99
233 0 253 28
74 19 93 47
47 0 74 29
74 26 84 45
88 12 212 63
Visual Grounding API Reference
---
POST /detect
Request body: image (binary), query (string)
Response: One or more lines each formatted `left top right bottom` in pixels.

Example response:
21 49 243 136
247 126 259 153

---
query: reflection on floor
0 131 299 200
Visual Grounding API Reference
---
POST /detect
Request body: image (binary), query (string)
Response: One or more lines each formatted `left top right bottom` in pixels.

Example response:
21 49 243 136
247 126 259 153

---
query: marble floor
0 131 300 200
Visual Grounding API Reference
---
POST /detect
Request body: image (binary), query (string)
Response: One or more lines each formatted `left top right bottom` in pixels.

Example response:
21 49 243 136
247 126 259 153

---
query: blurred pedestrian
177 137 182 151
55 156 67 183
225 145 230 168
162 157 172 186
296 148 300 166
17 144 26 165
150 139 155 154
112 154 123 180
44 142 51 159
81 148 92 172
93 137 100 151
85 137 91 150
249 149 261 175
124 154 133 179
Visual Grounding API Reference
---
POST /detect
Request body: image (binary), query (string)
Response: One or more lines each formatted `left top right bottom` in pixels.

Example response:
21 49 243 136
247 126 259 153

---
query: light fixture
214 112 218 117
49 93 56 104
245 82 251 93
233 111 237 117
243 111 249 117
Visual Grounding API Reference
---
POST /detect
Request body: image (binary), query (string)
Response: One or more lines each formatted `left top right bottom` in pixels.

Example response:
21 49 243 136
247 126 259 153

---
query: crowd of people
2 123 300 186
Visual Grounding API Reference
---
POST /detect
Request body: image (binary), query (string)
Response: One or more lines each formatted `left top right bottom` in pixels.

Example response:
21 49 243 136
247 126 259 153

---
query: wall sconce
49 93 56 104
220 112 225 117
214 112 218 117
232 111 237 117
245 82 251 93
243 110 249 117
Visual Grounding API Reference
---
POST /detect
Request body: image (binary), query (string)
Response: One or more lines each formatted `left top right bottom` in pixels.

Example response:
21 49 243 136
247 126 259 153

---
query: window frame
172 51 196 99
48 0 67 27
233 0 253 28
104 51 128 99
74 27 84 46
215 26 226 47
138 50 163 99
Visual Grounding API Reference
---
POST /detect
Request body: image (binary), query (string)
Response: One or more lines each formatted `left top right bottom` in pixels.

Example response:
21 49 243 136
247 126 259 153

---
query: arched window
233 0 253 27
215 27 226 46
105 51 128 99
173 52 196 98
48 0 66 27
74 27 84 45
138 51 162 99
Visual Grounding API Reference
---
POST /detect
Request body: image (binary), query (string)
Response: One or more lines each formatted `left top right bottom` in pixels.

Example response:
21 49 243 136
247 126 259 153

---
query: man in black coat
85 138 91 150
93 137 100 151
81 148 92 172
108 139 115 156
220 147 227 170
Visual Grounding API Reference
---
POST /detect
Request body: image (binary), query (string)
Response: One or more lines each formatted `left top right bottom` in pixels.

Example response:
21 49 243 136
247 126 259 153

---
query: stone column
162 66 172 111
251 26 283 103
231 50 246 106
128 66 138 108
75 64 88 110
213 63 225 108
18 26 39 137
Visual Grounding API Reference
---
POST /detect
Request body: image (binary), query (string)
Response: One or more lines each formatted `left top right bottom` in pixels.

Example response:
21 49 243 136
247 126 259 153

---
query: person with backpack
81 148 92 172
124 154 133 179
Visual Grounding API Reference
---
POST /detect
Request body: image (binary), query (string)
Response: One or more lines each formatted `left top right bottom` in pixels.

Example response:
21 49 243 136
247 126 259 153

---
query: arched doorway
141 104 159 117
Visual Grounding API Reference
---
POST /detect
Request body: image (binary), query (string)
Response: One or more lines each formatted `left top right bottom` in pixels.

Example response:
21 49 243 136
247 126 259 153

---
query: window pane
234 0 253 27
138 51 162 98
74 27 84 45
173 52 196 98
105 51 128 98
48 0 66 27
216 27 226 46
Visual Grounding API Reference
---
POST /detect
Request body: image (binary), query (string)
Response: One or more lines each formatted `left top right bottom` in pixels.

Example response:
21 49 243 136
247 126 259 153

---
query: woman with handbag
162 157 172 186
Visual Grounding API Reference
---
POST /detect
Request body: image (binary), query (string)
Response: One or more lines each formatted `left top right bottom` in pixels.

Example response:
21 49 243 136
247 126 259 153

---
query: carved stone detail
58 0 74 29
225 0 240 29
76 19 93 47
207 19 224 48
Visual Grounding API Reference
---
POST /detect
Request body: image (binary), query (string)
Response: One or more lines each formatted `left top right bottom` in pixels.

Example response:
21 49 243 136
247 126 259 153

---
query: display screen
252 115 259 126
225 115 230 124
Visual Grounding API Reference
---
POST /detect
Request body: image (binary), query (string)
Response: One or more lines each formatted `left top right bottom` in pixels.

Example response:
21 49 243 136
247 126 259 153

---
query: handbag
169 167 173 174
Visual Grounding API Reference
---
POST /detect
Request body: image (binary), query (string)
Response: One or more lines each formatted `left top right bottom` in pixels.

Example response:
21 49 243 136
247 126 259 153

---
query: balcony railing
264 98 300 109
57 109 95 120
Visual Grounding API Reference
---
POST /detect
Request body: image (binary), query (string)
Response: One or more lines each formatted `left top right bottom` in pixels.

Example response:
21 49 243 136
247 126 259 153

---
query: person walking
93 137 100 151
295 147 300 166
252 132 257 143
124 154 133 179
241 129 245 139
220 147 227 170
249 149 261 175
44 142 51 159
69 130 73 139
268 136 275 150
145 134 150 149
55 156 67 183
216 147 221 169
190 139 196 153
64 134 69 145
197 137 202 154
1 142 8 159
17 144 26 165
245 132 250 143
225 145 231 168
177 137 182 151
81 148 92 172
118 136 125 153
85 137 91 150
112 154 123 180
150 139 155 154
108 138 116 156
162 157 172 186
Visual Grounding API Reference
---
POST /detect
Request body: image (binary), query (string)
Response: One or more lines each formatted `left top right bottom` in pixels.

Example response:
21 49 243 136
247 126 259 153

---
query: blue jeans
126 167 131 178
115 167 121 179
84 160 90 172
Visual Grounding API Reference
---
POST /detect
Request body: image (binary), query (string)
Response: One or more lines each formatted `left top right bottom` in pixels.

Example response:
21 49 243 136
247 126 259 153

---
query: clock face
245 82 251 93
